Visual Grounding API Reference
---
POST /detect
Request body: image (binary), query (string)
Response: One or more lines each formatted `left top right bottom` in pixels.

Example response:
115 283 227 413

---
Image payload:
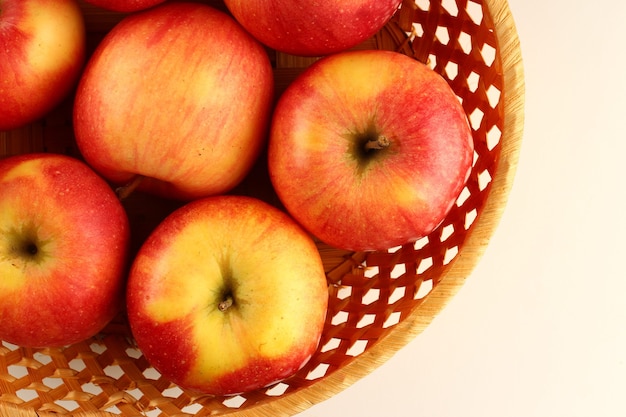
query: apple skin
126 195 329 396
223 0 402 56
0 153 130 348
0 0 85 131
81 0 166 13
73 2 274 201
268 50 474 252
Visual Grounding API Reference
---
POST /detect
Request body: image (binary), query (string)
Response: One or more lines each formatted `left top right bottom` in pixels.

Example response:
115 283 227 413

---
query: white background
299 0 626 416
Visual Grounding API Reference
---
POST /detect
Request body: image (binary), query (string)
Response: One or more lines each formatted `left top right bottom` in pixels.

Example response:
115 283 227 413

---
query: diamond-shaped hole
265 382 289 396
363 265 379 278
336 286 352 300
33 352 52 365
126 388 142 402
440 224 455 241
163 386 183 398
445 61 458 80
415 279 434 300
417 257 433 274
82 382 103 395
181 404 203 415
356 314 376 329
331 311 349 326
415 0 430 11
467 71 480 93
222 395 246 409
69 358 86 372
486 125 502 150
362 288 380 306
8 364 28 379
125 347 142 359
414 236 429 250
486 84 501 108
306 363 330 380
104 365 123 379
435 26 450 45
481 43 496 66
390 263 406 279
143 367 161 380
458 31 472 54
43 377 64 389
469 107 484 130
320 338 341 353
2 341 19 350
55 400 79 412
105 405 122 414
389 287 406 305
444 246 459 265
478 169 492 191
346 340 368 357
466 1 483 24
383 311 402 329
412 22 424 37
443 0 459 16
456 186 471 207
465 208 478 230
16 388 37 401
90 343 106 354
387 245 403 254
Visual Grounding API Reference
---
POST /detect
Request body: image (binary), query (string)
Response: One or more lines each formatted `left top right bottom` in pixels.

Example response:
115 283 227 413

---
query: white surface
298 1 626 416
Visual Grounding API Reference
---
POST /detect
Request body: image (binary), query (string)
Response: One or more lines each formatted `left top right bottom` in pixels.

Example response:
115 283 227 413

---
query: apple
81 0 166 13
126 195 329 396
73 2 274 201
223 0 402 56
268 50 474 252
0 153 130 348
0 0 85 131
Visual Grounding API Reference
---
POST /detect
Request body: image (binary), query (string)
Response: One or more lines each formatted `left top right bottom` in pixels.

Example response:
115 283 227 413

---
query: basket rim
0 0 525 415
237 0 526 415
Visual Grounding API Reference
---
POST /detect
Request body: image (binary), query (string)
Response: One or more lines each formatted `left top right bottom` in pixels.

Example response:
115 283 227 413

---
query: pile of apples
0 0 474 397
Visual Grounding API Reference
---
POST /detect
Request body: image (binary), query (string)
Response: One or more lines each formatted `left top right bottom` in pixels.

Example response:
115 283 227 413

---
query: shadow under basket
0 0 525 416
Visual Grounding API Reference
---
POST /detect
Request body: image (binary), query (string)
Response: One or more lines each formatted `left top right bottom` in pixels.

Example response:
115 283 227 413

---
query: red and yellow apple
223 0 402 56
0 0 85 131
268 50 474 252
0 153 130 348
81 0 166 13
73 2 274 200
126 195 329 396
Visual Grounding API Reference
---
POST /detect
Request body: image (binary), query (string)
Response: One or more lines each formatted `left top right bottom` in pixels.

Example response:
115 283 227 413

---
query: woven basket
0 0 524 415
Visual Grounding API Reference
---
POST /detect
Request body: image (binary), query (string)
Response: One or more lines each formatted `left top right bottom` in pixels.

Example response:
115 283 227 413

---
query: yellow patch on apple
23 0 84 74
1 158 44 183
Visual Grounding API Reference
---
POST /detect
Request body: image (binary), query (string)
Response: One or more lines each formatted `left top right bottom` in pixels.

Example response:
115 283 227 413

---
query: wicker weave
0 0 525 415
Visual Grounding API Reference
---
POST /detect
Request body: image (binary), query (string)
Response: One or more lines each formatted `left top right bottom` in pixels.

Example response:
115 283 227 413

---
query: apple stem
116 175 144 201
364 135 391 151
218 296 234 312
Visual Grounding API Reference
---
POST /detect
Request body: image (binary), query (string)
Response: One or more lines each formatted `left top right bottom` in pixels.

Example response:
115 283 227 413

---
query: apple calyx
4 224 48 265
364 135 391 151
348 124 393 176
20 242 38 257
13 240 39 259
116 175 145 200
350 122 392 159
218 295 234 312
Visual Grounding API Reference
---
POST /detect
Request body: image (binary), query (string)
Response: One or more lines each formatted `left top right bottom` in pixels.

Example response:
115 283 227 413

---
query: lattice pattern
0 0 523 415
